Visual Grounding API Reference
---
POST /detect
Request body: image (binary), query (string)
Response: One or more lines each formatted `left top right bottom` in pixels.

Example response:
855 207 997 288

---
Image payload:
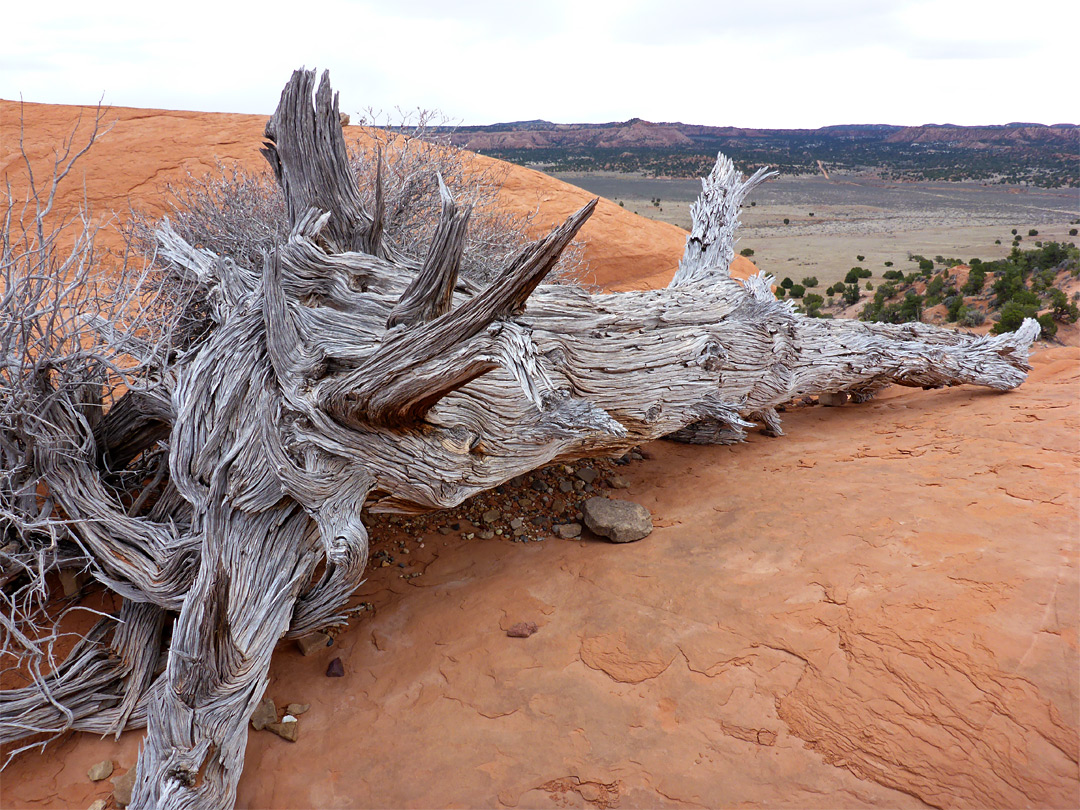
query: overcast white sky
3 0 1077 128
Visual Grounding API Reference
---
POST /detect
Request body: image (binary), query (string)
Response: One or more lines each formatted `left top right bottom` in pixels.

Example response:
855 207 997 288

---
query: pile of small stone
363 450 649 561
85 759 134 807
250 697 311 742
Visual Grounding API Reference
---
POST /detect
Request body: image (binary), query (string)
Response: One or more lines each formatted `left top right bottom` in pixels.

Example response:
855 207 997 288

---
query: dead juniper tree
1 70 1040 809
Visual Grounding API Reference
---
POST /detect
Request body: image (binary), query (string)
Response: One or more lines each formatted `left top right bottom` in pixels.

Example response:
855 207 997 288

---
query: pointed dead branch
387 175 470 328
671 155 776 287
315 199 595 427
261 69 375 254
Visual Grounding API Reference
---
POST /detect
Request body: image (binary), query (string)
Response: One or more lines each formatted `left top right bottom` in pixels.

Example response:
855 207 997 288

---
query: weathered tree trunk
2 69 1039 810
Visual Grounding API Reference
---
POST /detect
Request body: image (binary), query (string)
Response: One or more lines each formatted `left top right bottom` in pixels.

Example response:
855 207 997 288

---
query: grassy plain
552 171 1080 290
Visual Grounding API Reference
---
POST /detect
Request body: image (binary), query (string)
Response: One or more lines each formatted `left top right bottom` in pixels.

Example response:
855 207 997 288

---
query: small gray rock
506 621 538 638
558 480 574 494
295 631 332 656
112 768 136 807
509 517 524 530
286 702 310 716
582 497 653 543
87 760 114 781
267 719 299 742
482 509 501 525
251 698 277 730
554 523 582 539
608 474 631 489
576 467 598 484
58 569 85 597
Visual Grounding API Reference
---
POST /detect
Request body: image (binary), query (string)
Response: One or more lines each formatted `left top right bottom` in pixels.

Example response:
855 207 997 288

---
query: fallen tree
0 70 1040 809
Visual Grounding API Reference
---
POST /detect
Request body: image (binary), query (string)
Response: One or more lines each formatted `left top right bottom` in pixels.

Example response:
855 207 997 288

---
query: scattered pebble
112 768 136 807
295 632 332 656
286 703 310 716
576 467 598 484
506 621 539 638
251 698 277 731
326 658 345 678
267 719 299 742
87 760 114 782
554 523 582 539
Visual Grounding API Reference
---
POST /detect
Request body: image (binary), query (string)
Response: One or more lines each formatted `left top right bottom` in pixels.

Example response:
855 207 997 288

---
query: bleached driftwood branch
1 69 1038 810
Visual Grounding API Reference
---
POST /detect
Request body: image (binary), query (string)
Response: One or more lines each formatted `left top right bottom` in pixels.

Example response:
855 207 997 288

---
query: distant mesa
441 118 1077 187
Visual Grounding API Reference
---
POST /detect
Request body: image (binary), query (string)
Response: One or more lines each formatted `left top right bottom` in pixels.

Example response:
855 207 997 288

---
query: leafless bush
154 109 586 293
1 107 184 755
349 108 586 284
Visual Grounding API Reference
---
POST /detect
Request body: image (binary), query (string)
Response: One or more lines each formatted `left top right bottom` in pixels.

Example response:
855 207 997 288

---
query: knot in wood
698 340 727 373
167 764 199 787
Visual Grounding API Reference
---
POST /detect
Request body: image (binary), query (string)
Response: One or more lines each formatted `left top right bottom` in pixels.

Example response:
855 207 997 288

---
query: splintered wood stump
1 69 1039 810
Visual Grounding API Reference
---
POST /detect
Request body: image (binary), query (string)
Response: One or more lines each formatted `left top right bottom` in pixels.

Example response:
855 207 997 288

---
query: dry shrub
1 106 190 752
156 109 586 290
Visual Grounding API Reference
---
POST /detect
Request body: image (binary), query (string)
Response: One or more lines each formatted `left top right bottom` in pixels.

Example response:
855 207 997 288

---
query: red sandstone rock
506 622 538 638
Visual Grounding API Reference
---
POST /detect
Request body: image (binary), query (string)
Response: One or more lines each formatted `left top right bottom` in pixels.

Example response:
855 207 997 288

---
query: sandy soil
2 101 1078 810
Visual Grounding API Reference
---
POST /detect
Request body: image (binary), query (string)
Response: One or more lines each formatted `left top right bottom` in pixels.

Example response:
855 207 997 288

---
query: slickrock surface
0 99 755 290
1 100 1077 809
